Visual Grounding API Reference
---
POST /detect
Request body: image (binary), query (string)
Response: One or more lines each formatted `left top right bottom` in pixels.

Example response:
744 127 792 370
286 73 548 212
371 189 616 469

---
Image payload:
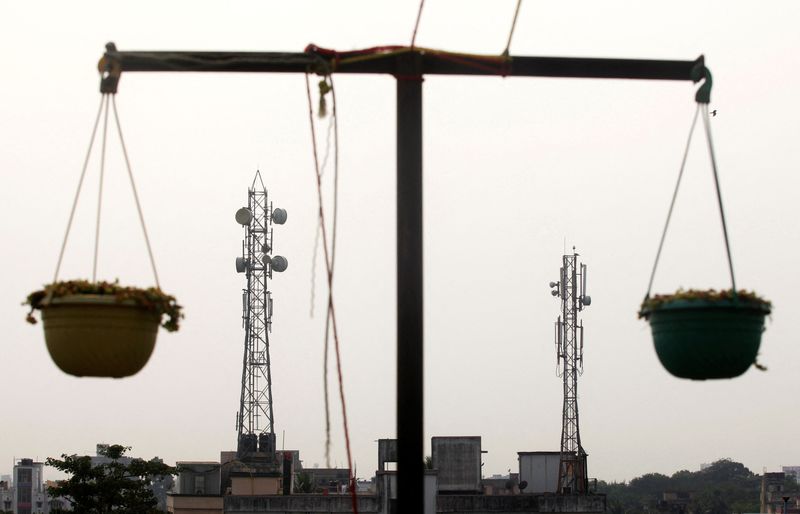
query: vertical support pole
396 53 424 514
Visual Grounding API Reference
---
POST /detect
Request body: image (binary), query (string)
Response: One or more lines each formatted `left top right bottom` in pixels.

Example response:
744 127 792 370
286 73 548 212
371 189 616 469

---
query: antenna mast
234 171 288 459
550 248 591 494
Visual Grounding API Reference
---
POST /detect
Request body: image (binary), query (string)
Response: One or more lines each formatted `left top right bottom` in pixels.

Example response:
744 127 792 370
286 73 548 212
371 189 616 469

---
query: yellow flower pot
41 295 160 378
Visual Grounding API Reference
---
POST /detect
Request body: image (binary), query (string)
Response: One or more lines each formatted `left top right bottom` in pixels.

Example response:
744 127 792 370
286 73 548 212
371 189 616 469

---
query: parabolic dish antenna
271 255 288 272
235 257 247 273
235 207 253 226
272 208 288 225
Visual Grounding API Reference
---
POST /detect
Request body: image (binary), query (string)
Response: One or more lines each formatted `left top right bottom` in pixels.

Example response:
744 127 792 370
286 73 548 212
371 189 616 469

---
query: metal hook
98 42 121 94
691 56 712 104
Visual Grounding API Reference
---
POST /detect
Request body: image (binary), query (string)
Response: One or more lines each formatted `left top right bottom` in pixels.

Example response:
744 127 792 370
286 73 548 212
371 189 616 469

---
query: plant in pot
27 91 182 378
639 289 770 380
640 101 772 380
24 280 183 378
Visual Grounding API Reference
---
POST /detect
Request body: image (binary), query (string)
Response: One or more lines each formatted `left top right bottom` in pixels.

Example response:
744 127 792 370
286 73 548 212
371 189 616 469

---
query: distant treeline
597 458 799 514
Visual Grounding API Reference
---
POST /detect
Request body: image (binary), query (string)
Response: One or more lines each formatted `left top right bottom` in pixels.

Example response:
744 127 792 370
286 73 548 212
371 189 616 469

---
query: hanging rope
645 102 736 298
53 95 106 283
701 103 736 293
311 223 321 318
645 105 700 298
310 92 336 319
410 0 426 49
304 74 357 513
111 96 161 289
54 93 162 289
323 74 342 470
503 0 524 56
307 76 339 467
93 95 111 282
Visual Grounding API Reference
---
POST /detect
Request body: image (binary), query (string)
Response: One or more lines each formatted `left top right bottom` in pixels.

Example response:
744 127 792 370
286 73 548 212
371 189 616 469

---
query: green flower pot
640 298 770 380
41 295 160 378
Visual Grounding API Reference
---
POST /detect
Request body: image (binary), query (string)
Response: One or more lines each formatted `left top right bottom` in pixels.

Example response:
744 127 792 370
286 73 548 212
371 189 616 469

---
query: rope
310 96 336 319
307 78 337 465
324 75 342 468
53 95 105 283
410 0 426 49
701 103 736 293
111 96 161 289
645 105 700 298
311 223 321 318
503 0 524 56
93 95 111 282
646 102 737 298
326 78 341 302
304 74 357 513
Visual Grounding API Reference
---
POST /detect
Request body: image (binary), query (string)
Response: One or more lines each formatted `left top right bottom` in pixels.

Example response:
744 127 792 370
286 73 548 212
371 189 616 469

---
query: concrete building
1 479 13 513
168 462 225 514
431 436 482 493
42 482 68 512
377 439 397 472
481 474 521 496
518 452 561 494
167 437 605 514
761 472 800 514
302 468 350 493
784 467 800 483
10 459 46 514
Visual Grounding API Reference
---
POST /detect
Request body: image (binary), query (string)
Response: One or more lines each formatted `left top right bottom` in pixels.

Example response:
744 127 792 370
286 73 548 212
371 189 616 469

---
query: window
17 469 32 484
18 487 32 503
194 475 205 495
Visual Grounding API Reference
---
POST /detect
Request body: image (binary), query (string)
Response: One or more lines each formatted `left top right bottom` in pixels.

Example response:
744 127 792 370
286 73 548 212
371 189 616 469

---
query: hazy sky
2 1 799 484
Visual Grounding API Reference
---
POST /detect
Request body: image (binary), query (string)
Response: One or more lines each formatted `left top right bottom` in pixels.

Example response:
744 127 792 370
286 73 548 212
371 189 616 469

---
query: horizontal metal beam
98 43 705 92
101 50 321 74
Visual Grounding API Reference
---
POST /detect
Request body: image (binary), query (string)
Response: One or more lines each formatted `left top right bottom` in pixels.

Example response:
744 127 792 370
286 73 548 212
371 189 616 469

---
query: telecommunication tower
234 171 288 459
550 248 591 494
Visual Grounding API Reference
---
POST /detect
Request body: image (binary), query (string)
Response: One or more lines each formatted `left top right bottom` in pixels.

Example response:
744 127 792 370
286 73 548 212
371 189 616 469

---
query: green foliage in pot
638 288 771 318
638 288 771 380
24 279 183 332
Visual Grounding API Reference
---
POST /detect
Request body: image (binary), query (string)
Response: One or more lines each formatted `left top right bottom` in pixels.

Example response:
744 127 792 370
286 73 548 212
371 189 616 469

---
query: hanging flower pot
639 289 770 380
640 101 773 380
25 280 182 378
27 92 180 377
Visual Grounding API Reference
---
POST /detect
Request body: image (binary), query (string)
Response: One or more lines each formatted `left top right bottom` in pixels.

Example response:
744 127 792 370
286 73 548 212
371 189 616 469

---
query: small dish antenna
235 207 253 226
272 208 288 225
271 255 288 272
235 257 248 273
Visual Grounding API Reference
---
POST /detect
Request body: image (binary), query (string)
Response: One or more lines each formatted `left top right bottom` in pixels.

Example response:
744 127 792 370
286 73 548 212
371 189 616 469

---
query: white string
503 0 524 56
92 95 111 282
111 96 161 289
645 104 701 298
53 95 105 283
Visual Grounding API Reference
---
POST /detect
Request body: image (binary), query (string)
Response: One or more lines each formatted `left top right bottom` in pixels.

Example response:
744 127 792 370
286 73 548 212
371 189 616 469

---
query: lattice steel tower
234 171 288 459
550 248 591 494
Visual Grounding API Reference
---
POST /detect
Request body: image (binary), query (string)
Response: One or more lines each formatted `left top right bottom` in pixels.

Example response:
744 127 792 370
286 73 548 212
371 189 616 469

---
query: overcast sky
2 1 799 484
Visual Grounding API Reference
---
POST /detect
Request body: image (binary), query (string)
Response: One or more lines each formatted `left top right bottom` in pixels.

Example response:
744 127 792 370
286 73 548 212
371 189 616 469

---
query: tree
294 472 316 493
598 459 764 514
46 444 175 513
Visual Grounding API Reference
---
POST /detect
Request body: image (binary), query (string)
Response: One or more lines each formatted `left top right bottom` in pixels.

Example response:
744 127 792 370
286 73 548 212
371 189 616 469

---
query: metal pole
396 53 424 514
